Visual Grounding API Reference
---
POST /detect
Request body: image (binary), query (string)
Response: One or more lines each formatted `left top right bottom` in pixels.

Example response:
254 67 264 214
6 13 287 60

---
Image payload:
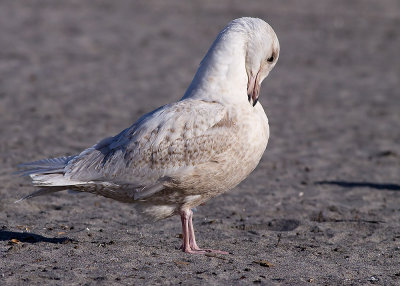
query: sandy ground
1 0 399 285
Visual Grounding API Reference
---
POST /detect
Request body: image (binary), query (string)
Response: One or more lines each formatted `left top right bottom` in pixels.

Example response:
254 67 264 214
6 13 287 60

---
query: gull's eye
267 55 274 63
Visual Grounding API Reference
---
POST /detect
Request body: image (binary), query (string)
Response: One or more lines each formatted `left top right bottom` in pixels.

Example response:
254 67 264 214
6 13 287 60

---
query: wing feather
64 99 231 194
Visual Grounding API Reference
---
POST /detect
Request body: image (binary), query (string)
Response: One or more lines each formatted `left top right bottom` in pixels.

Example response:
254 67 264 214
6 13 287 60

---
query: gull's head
241 18 280 106
183 17 280 106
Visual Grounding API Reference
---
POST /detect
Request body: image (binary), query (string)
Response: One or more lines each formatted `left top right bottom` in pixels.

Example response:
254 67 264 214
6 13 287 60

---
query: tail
16 156 75 177
16 155 82 202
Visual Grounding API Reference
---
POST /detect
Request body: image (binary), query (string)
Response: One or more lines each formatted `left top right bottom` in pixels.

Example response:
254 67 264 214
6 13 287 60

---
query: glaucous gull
18 17 280 254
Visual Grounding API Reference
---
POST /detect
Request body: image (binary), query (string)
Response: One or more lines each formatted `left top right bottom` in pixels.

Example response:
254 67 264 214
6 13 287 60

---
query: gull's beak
247 70 261 107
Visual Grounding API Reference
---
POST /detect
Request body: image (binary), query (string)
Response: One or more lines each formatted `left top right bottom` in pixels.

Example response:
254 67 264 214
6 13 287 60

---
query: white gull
18 17 280 254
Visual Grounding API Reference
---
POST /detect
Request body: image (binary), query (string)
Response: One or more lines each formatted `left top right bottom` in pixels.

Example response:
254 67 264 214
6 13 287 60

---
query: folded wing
63 99 232 199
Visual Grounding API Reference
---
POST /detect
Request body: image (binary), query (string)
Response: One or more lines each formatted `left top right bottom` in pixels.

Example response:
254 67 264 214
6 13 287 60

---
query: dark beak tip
248 94 258 107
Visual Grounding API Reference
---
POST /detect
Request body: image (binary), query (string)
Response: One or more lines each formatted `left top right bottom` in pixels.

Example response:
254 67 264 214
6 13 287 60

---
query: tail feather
16 156 75 176
16 168 65 177
16 155 82 202
30 173 87 187
15 187 66 203
18 156 75 168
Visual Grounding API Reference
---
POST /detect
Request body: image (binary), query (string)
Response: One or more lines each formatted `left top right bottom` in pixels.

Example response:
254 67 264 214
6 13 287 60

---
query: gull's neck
181 28 249 105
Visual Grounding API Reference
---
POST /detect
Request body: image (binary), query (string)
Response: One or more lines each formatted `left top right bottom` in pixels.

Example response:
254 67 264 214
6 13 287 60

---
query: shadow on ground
316 181 400 191
0 230 70 244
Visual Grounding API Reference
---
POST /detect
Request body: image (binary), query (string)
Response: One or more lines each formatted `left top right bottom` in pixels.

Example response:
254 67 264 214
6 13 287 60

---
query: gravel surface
1 1 399 285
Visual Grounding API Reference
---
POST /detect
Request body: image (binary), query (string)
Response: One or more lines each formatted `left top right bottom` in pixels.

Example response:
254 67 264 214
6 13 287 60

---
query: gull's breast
230 103 269 183
172 103 269 208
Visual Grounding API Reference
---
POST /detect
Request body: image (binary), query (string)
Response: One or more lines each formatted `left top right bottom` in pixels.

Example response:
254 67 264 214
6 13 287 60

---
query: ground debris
253 260 274 267
9 239 21 245
173 260 190 267
368 276 379 284
15 225 30 231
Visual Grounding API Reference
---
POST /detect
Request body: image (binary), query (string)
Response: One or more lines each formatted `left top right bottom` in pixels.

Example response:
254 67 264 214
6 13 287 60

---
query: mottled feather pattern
65 100 226 182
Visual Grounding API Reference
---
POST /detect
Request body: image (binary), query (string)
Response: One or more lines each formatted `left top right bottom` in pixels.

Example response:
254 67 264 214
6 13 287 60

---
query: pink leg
187 209 202 250
180 209 228 254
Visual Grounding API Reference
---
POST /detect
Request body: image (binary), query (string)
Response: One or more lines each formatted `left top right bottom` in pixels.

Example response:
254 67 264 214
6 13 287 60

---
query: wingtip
14 197 25 203
12 169 28 177
15 193 36 203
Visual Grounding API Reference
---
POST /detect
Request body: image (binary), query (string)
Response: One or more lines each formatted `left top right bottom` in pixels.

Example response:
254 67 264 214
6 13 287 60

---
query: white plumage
18 17 280 254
